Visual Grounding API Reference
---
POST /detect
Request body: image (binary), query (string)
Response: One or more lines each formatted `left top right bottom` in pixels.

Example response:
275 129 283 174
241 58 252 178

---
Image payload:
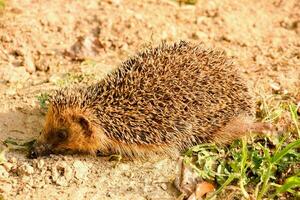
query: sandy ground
0 0 299 199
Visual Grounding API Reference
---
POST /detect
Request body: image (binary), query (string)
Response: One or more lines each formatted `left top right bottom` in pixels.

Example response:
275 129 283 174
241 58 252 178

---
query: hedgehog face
29 106 99 158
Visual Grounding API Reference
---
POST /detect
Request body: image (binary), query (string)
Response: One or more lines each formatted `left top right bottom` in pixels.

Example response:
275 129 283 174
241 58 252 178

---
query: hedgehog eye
57 130 68 140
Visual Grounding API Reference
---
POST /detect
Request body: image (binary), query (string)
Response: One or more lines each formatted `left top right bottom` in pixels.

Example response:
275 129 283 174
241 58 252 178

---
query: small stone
3 162 13 171
196 0 219 18
9 157 17 164
10 179 18 189
0 34 11 42
5 88 17 96
154 159 169 170
35 58 50 72
55 177 69 187
22 176 34 187
73 160 89 180
37 159 45 169
21 175 31 182
18 163 34 176
160 183 168 191
52 161 73 186
117 163 130 171
44 176 52 184
109 0 123 6
270 82 281 92
191 31 208 40
106 191 112 197
24 52 36 73
0 165 9 178
0 183 12 194
49 74 61 84
123 171 133 178
69 187 88 200
0 66 30 83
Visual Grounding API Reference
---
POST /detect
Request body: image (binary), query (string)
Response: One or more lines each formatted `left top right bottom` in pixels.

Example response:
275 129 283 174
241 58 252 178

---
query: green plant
173 0 198 5
55 73 96 87
36 93 49 109
3 137 36 151
0 0 5 10
184 97 300 199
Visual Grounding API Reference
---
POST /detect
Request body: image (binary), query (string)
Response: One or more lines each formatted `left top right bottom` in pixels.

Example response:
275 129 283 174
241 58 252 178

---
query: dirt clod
0 182 12 194
2 162 13 172
0 165 9 178
17 163 34 176
51 161 73 186
73 160 89 180
0 66 30 83
36 159 45 169
24 52 36 74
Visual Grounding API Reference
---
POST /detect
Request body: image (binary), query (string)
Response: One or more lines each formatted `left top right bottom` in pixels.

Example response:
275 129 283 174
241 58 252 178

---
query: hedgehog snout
28 142 53 159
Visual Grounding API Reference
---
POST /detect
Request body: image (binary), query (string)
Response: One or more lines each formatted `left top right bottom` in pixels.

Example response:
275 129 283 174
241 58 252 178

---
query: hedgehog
30 41 260 158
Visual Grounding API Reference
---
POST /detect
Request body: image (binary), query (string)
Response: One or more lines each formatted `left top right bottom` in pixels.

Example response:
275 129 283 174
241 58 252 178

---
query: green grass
184 95 300 199
36 71 97 110
55 73 95 87
3 137 36 151
0 0 5 10
36 93 50 109
172 0 198 5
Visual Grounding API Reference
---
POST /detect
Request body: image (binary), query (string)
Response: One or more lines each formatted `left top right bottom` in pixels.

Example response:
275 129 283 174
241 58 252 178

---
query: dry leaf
195 181 215 199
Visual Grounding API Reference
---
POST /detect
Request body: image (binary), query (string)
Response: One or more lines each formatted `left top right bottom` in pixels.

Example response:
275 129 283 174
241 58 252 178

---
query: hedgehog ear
75 115 93 137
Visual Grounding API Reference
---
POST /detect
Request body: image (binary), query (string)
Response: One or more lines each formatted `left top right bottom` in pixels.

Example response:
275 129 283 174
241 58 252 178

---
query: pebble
24 52 36 73
44 176 52 184
21 176 34 187
8 157 17 164
3 162 13 172
5 87 17 96
73 160 89 180
123 171 133 178
52 161 73 186
55 177 69 187
0 66 30 83
0 183 12 194
37 159 45 169
0 165 9 178
196 0 219 18
49 74 61 84
270 82 281 92
18 163 34 176
109 0 123 6
33 180 46 189
160 183 168 191
191 31 208 40
35 58 50 72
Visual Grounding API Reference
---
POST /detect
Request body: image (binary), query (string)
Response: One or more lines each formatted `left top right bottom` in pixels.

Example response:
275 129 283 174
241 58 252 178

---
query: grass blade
275 176 300 195
239 138 249 199
207 174 236 200
289 103 300 137
257 165 272 200
271 139 300 164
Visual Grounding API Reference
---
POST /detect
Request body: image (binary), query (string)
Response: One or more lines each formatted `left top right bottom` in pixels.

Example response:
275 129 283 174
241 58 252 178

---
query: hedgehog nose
28 142 51 159
29 149 38 159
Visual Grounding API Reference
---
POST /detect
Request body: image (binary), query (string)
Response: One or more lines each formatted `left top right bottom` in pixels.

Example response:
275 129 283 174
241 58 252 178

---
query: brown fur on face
30 105 105 158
